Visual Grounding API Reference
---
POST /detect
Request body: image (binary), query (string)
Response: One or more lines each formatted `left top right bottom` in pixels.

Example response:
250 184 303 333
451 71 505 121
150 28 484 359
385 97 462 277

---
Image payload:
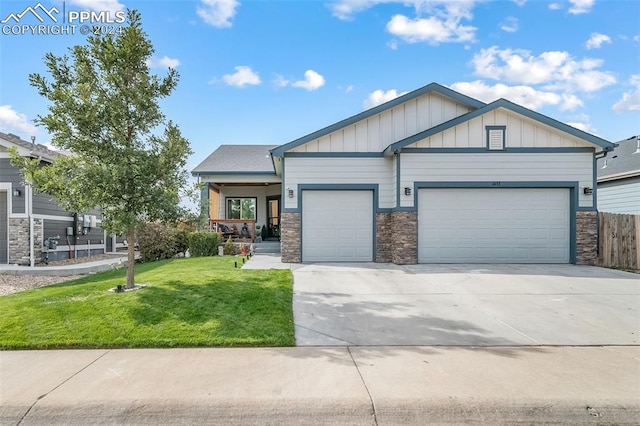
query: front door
266 197 280 239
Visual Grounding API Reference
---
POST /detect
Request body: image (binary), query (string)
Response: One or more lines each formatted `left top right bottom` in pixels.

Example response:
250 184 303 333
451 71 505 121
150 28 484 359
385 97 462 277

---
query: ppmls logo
2 2 126 36
1 2 59 24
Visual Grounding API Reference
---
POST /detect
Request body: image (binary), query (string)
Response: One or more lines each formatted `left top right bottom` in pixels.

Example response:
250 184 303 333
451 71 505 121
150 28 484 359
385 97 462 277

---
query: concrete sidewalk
2 346 639 425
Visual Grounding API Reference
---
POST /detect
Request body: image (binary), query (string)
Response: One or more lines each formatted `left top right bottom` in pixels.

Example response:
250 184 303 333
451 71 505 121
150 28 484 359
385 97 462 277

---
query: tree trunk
126 228 136 289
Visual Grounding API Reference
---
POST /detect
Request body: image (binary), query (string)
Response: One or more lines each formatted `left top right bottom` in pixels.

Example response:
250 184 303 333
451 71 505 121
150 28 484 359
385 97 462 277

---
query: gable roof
384 98 617 154
0 132 62 161
270 82 486 157
192 144 278 175
597 136 640 180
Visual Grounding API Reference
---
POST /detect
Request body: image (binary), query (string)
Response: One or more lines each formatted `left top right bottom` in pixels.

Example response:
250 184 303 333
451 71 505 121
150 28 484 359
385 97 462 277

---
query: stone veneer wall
375 213 392 262
576 210 597 265
390 211 417 265
280 212 301 263
8 218 43 265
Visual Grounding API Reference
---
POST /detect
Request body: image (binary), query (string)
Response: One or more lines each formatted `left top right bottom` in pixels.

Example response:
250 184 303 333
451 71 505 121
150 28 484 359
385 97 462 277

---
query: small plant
261 224 267 240
223 237 235 255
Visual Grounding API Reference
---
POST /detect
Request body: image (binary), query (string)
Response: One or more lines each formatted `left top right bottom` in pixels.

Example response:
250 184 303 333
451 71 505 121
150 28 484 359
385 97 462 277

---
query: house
596 136 640 214
193 82 617 265
0 132 112 265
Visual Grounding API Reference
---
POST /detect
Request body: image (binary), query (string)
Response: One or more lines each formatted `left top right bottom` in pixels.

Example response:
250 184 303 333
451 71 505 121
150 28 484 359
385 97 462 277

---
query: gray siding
0 159 25 214
598 177 640 214
43 219 105 242
32 193 73 217
0 191 7 263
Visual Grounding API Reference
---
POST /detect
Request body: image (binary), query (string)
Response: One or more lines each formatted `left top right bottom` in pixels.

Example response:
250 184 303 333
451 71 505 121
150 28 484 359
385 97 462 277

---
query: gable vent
487 126 506 150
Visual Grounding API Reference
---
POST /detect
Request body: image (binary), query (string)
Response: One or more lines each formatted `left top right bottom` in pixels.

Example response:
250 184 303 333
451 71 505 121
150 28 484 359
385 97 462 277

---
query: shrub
260 224 267 240
175 228 190 256
223 237 236 255
188 232 219 257
137 222 178 262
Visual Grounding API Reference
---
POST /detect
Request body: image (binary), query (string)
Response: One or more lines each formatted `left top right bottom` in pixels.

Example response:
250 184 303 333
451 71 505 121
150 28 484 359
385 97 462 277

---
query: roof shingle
192 144 277 174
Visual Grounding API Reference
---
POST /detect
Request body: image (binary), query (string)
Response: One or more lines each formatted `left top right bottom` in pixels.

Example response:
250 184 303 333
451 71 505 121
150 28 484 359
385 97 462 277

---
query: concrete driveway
292 263 640 346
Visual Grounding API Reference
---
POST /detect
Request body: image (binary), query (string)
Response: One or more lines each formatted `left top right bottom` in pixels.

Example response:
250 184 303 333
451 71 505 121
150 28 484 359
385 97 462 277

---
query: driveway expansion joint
15 350 111 425
347 346 378 426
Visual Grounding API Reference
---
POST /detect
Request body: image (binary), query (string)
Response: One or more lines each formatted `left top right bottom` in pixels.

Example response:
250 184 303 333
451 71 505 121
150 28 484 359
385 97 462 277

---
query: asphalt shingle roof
0 132 62 160
597 136 640 179
192 144 277 174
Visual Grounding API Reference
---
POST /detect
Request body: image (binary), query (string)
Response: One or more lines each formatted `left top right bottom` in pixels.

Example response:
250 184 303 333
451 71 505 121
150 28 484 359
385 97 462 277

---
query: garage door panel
418 188 569 264
302 190 373 262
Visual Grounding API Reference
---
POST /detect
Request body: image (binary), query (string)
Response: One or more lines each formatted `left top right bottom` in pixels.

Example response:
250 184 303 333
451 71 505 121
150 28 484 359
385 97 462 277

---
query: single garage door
418 188 570 263
302 190 373 262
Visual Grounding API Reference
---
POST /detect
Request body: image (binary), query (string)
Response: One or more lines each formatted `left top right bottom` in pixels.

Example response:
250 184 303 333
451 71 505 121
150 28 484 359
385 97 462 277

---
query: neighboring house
0 132 112 265
596 136 640 214
193 82 617 265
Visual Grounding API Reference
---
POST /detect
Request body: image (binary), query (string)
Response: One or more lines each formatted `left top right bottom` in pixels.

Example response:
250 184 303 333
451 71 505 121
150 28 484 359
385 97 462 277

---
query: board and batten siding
0 159 25 214
290 93 471 153
400 152 594 208
284 157 395 210
405 108 590 149
597 177 640 214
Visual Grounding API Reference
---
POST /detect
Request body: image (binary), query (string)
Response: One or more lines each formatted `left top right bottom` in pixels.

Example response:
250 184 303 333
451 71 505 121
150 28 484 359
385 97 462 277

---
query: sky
1 0 639 176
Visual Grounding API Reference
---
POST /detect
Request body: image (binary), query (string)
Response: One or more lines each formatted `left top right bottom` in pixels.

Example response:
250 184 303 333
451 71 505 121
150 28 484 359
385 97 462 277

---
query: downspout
593 147 614 260
27 182 34 268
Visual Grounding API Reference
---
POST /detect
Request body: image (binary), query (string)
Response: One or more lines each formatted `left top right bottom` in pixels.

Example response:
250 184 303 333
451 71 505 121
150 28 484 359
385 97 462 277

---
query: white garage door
418 188 570 263
302 190 373 262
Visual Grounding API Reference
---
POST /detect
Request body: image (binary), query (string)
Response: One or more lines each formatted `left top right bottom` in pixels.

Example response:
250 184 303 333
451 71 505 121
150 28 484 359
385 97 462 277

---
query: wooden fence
598 212 640 271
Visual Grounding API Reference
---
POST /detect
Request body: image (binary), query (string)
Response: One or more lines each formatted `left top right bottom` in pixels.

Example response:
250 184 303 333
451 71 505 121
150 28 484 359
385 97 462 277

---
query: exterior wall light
13 189 21 197
288 188 294 198
583 187 593 195
404 187 412 196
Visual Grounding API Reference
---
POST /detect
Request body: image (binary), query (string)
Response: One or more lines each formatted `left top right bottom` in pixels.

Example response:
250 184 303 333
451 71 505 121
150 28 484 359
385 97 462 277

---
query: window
226 198 256 220
486 126 506 150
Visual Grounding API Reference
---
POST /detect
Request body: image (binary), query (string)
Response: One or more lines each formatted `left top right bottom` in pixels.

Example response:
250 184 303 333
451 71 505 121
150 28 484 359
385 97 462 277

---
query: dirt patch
0 274 83 296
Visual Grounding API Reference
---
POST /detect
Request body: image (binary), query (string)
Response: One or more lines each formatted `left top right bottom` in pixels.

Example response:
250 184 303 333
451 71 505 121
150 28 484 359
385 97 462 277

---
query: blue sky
1 0 639 173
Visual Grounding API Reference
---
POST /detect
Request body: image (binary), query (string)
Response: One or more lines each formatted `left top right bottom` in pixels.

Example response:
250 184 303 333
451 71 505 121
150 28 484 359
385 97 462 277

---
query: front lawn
0 257 294 349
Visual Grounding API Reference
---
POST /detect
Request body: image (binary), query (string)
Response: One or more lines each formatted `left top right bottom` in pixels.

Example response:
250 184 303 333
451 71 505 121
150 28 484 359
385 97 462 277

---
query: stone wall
280 212 301 263
375 213 392 262
390 211 417 265
576 210 597 265
8 218 43 265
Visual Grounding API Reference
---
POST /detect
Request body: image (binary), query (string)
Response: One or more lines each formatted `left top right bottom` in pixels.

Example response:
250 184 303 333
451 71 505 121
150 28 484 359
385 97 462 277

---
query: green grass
0 257 294 349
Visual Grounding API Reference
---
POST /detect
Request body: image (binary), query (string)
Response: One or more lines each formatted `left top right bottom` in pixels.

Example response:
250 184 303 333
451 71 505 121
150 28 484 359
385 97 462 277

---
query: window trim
486 125 506 150
225 197 257 220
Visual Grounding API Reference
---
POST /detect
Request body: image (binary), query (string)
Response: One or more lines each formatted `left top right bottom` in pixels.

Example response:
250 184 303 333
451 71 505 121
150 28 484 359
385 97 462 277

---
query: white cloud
197 0 239 28
471 46 616 93
387 39 399 50
273 74 290 88
67 0 124 13
386 13 476 44
566 121 597 134
586 33 611 50
512 0 527 6
363 89 408 109
449 81 583 111
291 70 325 91
500 16 518 33
548 3 562 10
146 55 180 69
612 74 640 112
0 105 38 135
221 66 261 88
331 1 478 44
569 0 594 14
345 85 354 93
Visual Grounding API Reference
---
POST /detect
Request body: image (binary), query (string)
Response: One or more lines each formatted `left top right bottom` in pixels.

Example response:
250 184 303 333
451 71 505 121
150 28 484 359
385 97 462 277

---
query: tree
11 10 191 288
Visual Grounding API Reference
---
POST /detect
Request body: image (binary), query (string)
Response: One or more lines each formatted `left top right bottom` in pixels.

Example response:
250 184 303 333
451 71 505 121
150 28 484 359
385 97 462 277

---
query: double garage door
300 188 570 263
418 188 570 263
